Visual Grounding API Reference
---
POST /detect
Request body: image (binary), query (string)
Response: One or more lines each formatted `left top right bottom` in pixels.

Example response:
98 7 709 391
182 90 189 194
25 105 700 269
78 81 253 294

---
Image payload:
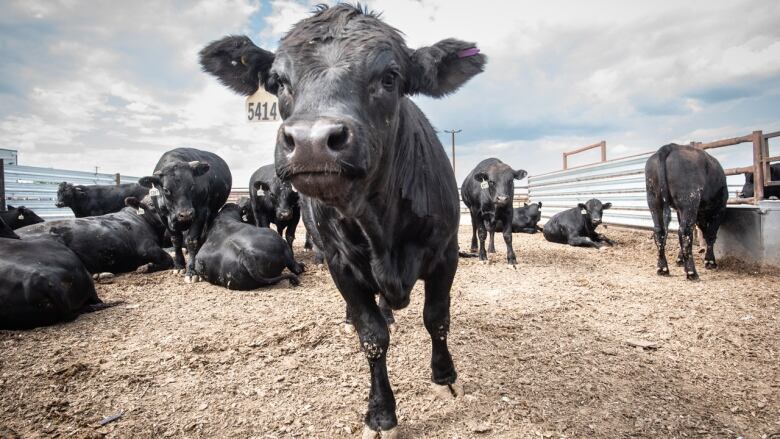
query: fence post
115 173 121 186
600 140 607 162
562 153 568 170
752 130 764 203
0 159 5 211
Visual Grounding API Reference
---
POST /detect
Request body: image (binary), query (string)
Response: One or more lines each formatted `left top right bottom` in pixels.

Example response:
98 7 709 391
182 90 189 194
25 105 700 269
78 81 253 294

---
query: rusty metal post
562 153 568 170
0 159 5 211
752 130 764 203
600 140 607 162
115 173 121 186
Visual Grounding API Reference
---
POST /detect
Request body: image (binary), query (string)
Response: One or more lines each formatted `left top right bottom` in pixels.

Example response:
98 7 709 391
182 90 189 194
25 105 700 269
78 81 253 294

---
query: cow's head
524 202 542 222
253 177 299 221
125 196 167 237
474 165 526 209
56 182 85 208
200 4 486 208
578 199 611 228
138 161 210 231
6 205 44 228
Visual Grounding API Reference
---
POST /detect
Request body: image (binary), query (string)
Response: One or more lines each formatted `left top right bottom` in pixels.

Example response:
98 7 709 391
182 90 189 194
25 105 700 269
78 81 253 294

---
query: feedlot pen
0 227 777 438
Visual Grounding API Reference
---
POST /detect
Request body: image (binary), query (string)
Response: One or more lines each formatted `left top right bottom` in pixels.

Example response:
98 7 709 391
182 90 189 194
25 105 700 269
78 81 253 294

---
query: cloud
0 0 778 187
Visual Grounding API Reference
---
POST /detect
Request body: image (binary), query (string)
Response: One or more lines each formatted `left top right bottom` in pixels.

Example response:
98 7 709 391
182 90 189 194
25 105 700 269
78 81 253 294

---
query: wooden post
562 153 568 170
0 159 5 211
115 173 121 186
600 140 607 162
752 130 764 203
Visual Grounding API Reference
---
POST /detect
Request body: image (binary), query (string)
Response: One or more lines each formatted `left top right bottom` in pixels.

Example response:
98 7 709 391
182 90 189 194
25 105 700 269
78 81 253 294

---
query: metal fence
2 163 138 220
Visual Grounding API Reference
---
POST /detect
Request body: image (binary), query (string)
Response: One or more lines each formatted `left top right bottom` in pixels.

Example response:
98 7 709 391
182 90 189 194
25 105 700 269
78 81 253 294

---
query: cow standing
248 164 300 249
645 143 728 280
0 237 109 329
543 199 614 248
16 197 173 274
0 205 44 229
461 158 527 264
56 182 149 217
739 163 780 199
200 4 485 436
139 148 232 282
194 203 304 289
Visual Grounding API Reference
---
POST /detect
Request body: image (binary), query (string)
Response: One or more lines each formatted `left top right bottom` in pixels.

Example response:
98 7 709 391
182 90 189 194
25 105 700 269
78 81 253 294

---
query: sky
1 0 779 186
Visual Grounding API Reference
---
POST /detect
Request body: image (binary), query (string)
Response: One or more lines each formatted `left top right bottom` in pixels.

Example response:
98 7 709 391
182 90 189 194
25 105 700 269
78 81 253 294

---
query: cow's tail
81 300 124 313
656 144 674 204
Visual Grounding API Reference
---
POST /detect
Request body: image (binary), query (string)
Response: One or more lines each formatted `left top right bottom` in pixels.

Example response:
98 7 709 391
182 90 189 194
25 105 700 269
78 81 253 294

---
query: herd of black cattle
1 4 777 437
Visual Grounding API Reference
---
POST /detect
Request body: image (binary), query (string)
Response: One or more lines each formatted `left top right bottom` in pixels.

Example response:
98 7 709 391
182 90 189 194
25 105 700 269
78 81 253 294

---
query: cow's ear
6 205 13 209
408 39 486 98
577 203 587 211
74 186 87 198
523 202 528 207
139 176 162 188
603 202 612 210
189 161 210 177
199 35 275 96
514 169 527 180
538 202 543 209
124 197 140 209
474 172 488 182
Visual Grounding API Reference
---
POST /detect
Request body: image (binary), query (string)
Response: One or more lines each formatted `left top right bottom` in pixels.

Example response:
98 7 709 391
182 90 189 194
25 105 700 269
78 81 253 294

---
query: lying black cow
194 203 303 289
16 197 173 274
0 216 19 239
543 199 614 248
56 182 149 218
139 148 232 283
0 205 44 229
495 202 543 234
248 164 300 249
739 163 780 199
0 237 109 329
461 158 527 263
645 143 727 280
200 4 485 436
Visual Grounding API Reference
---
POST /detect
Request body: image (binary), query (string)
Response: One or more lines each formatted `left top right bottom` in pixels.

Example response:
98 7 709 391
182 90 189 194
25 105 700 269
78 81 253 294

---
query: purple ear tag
457 47 480 58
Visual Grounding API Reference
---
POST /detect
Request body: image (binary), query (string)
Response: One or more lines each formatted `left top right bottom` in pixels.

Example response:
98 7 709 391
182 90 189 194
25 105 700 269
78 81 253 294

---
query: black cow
139 148 232 283
0 237 109 329
739 163 780 199
237 196 255 224
0 205 44 229
543 199 614 248
200 4 485 436
194 203 303 289
646 143 728 280
248 164 300 248
0 216 19 239
495 202 543 234
16 197 173 274
56 182 149 217
461 158 527 264
300 196 325 266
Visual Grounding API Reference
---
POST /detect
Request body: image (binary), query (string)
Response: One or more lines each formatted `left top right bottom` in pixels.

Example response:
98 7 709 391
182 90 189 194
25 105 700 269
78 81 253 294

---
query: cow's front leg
344 297 396 334
171 231 186 275
477 220 488 262
594 232 615 246
285 218 298 250
502 227 517 265
183 220 206 283
425 250 463 401
336 286 396 436
567 235 603 248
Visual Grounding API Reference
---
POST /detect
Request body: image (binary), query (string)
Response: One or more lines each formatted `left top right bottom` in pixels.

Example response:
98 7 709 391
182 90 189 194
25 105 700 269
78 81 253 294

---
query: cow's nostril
282 130 295 152
327 125 349 151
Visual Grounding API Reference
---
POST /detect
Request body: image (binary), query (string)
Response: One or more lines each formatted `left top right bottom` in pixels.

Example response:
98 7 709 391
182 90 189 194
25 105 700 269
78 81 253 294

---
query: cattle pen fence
0 160 138 220
528 129 778 231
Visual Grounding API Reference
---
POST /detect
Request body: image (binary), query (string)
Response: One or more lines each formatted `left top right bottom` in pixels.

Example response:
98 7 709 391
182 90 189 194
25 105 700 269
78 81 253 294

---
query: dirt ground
1 226 778 439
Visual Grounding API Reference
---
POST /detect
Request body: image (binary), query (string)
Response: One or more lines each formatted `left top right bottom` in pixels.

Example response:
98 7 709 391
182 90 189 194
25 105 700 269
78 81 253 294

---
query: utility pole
444 129 461 175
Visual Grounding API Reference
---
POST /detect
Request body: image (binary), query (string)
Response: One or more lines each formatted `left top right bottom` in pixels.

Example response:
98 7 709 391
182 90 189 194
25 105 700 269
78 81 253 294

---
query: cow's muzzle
55 202 66 208
277 209 292 221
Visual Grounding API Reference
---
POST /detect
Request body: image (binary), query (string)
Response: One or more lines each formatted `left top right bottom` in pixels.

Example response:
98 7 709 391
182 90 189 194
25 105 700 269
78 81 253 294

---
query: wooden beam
752 130 765 203
0 159 5 211
698 134 753 150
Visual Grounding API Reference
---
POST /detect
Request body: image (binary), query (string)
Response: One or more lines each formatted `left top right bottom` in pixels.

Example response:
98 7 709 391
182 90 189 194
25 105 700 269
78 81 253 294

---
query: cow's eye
381 71 397 91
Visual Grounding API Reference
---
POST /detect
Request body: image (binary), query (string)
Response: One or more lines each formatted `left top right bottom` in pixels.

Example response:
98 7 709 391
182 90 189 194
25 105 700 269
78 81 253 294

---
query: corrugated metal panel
3 165 138 220
528 153 744 231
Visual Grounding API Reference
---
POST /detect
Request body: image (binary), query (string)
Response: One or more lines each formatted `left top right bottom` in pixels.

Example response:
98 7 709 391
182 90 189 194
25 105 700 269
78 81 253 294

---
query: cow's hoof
479 259 488 265
675 258 684 267
704 260 717 269
432 381 464 399
685 271 699 281
184 275 201 283
343 323 355 334
657 267 670 276
469 247 478 253
172 269 185 275
362 426 398 439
